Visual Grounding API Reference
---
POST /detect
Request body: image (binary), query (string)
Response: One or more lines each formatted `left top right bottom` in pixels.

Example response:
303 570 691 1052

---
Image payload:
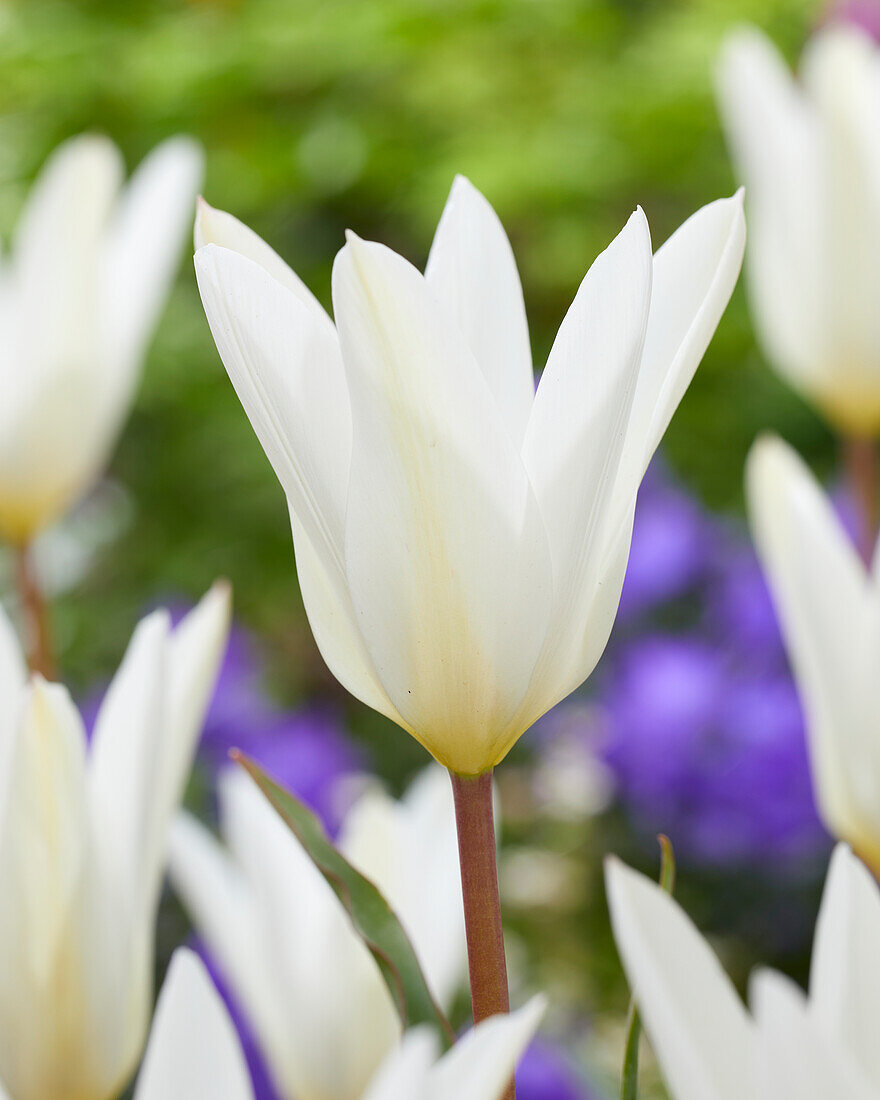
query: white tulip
193 179 744 775
0 583 229 1100
606 844 880 1100
362 996 544 1100
134 950 254 1100
0 134 203 543
169 765 467 1100
133 951 541 1100
717 24 880 435
746 435 880 871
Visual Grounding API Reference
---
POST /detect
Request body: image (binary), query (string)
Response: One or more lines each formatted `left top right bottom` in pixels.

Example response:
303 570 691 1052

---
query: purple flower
191 941 283 1100
617 464 714 621
828 0 880 41
517 1038 595 1100
599 636 828 868
705 543 785 666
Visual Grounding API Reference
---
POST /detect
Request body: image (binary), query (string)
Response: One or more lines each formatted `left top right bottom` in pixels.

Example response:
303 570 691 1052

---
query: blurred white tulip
0 583 229 1100
746 435 880 871
606 844 880 1100
717 24 880 435
0 133 203 543
194 178 744 775
169 765 467 1100
134 949 254 1100
362 996 544 1100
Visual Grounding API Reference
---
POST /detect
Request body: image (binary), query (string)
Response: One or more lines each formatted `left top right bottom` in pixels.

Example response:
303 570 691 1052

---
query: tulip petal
520 210 651 708
102 138 203 390
168 813 290 1083
429 996 545 1100
332 234 553 773
361 1028 438 1100
134 950 254 1100
746 436 880 853
800 27 880 401
0 605 26 759
751 968 875 1100
425 175 534 445
716 29 826 397
810 845 880 1084
615 191 746 512
605 858 755 1100
195 244 350 550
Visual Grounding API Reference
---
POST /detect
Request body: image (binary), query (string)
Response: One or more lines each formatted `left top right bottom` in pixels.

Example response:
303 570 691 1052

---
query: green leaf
233 750 456 1046
618 835 677 1100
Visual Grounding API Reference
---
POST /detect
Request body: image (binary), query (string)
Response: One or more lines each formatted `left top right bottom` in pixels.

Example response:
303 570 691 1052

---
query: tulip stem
842 434 878 566
450 769 515 1100
13 543 54 680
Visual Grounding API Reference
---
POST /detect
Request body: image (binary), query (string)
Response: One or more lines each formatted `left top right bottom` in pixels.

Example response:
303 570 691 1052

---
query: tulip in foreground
717 24 880 436
746 435 880 872
134 950 542 1100
194 180 744 776
170 765 466 1100
0 583 229 1100
607 844 880 1099
0 134 203 544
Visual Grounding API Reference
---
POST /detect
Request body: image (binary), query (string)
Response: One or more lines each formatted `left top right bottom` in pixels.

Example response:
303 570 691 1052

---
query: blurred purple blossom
538 463 832 871
617 464 714 621
601 637 827 866
517 1038 595 1100
829 0 880 40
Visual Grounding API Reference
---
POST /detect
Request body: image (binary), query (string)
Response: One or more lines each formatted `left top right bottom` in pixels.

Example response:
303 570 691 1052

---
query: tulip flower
0 133 203 545
134 951 542 1100
0 583 229 1100
717 24 880 437
169 764 466 1100
746 435 880 871
134 949 255 1100
194 180 744 777
606 843 880 1100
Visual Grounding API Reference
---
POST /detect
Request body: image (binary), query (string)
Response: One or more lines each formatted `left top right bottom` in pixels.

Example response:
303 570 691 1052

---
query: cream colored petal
425 175 534 444
101 137 203 400
361 1029 438 1100
428 997 545 1100
333 234 553 774
134 950 254 1100
810 844 880 1086
195 244 350 564
746 436 880 851
605 858 755 1100
716 28 828 400
751 969 875 1100
518 210 651 716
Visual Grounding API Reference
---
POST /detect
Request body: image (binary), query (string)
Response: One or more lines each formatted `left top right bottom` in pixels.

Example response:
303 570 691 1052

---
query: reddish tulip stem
842 435 878 566
450 768 514 1100
13 542 54 680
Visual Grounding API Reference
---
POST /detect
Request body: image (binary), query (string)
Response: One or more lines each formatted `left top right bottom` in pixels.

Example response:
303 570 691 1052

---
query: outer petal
751 969 875 1100
518 210 652 715
361 1029 438 1100
428 997 545 1100
218 770 400 1100
101 137 203 396
800 26 880 429
809 844 880 1085
339 766 466 1009
333 234 553 774
168 813 290 1090
746 437 880 859
605 858 755 1100
716 29 828 404
425 175 534 444
612 191 746 519
134 950 254 1100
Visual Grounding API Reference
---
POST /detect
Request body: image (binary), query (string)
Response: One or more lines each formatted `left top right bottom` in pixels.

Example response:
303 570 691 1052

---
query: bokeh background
0 0 857 1095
